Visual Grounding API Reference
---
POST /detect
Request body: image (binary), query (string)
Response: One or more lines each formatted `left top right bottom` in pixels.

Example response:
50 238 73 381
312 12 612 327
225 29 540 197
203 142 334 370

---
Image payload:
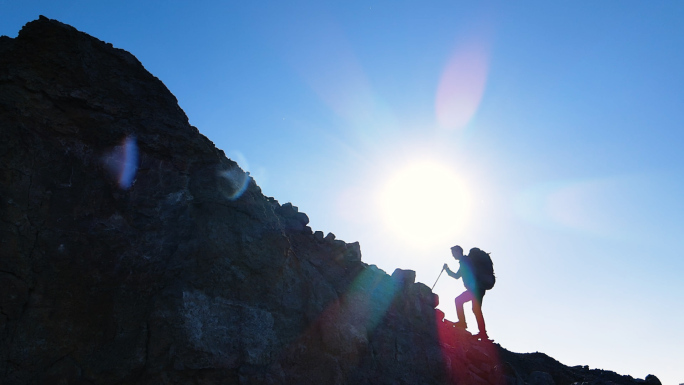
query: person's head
450 245 464 259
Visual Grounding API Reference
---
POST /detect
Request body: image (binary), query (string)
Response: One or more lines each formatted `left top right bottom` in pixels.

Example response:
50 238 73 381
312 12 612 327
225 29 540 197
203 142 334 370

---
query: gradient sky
3 1 683 384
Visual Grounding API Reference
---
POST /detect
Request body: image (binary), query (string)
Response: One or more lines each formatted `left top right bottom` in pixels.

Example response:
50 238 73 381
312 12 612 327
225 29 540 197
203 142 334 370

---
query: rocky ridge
0 17 661 385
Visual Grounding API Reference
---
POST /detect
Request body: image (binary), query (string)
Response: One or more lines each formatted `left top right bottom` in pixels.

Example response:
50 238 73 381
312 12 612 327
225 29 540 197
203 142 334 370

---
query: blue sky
3 1 683 383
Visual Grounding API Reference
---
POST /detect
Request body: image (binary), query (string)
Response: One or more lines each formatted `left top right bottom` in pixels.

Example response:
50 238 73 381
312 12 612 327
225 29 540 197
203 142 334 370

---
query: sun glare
377 160 470 249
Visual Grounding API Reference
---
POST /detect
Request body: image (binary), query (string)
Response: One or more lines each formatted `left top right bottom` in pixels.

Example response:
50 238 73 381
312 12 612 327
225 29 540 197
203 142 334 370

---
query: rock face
0 17 660 385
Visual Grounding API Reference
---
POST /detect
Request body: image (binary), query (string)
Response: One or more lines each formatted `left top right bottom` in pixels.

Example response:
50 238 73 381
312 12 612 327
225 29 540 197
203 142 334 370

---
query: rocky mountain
0 17 662 385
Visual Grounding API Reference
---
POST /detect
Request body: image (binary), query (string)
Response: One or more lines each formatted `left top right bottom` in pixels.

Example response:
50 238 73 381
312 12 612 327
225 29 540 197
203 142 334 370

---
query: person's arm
443 263 461 279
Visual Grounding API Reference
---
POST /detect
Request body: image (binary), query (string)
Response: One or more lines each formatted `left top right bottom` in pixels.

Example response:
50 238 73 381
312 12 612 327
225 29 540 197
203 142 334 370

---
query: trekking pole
431 266 445 290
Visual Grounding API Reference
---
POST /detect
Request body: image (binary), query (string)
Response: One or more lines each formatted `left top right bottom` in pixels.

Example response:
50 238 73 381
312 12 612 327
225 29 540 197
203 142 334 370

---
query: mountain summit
0 17 660 385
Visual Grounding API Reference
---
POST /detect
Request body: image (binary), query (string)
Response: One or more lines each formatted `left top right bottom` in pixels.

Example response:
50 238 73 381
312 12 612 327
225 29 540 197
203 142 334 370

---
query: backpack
468 248 496 290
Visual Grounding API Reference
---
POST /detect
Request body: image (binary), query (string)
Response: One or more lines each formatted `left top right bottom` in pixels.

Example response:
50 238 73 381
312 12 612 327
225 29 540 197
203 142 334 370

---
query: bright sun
377 160 471 249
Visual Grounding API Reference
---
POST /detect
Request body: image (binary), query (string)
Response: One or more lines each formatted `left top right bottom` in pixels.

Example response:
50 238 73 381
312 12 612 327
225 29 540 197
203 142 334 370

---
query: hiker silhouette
443 245 495 340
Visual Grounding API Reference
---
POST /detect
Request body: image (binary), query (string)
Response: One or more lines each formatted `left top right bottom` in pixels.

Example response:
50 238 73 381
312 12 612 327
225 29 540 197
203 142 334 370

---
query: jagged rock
0 17 660 385
392 268 416 286
498 348 657 385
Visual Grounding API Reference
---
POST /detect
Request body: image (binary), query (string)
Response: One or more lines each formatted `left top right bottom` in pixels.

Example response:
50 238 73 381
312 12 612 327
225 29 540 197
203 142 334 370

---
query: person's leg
455 290 474 327
472 291 487 338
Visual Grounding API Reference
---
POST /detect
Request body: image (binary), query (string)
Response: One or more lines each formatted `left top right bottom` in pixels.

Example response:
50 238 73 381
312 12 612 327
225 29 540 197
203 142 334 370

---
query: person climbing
443 245 496 340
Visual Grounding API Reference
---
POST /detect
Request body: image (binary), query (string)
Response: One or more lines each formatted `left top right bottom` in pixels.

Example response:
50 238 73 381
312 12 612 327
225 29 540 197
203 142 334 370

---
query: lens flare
435 309 503 383
118 137 138 189
435 40 490 132
280 263 400 371
344 265 400 331
220 169 251 200
103 136 138 190
514 176 659 241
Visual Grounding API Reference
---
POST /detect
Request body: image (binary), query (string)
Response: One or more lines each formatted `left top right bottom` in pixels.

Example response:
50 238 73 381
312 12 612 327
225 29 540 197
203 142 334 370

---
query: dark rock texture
0 17 661 385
